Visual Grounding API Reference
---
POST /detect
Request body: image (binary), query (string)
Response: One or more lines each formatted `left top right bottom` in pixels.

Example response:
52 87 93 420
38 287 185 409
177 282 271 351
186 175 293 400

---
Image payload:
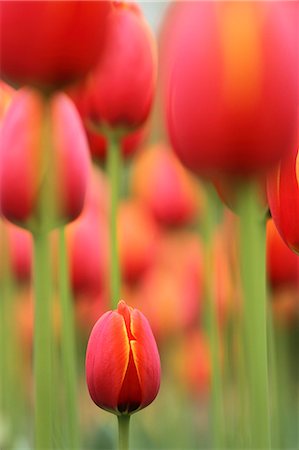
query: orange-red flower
0 88 90 230
86 300 161 415
0 0 111 91
162 1 298 178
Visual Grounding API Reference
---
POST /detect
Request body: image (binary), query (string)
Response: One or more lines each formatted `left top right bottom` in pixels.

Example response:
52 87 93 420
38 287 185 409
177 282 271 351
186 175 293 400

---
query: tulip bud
86 300 161 415
0 0 111 92
70 1 156 133
0 88 90 231
267 136 299 255
162 1 298 178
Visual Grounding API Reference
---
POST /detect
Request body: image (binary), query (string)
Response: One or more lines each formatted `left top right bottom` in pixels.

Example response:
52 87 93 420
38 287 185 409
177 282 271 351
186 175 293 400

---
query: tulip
70 1 156 133
266 219 299 290
117 200 159 283
162 1 298 178
131 144 201 227
0 88 90 231
267 137 299 255
85 300 161 415
0 0 111 92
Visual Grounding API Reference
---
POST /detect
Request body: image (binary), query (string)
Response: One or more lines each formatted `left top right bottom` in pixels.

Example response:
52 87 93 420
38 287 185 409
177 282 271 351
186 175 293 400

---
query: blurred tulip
86 300 161 415
266 219 299 290
66 210 108 299
179 330 211 398
131 144 201 227
267 135 299 255
162 1 298 178
0 88 90 231
70 1 156 133
0 0 111 92
117 200 160 283
124 231 203 342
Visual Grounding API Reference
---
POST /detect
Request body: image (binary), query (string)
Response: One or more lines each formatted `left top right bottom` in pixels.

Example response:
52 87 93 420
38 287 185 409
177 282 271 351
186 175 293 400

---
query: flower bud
86 300 161 415
0 88 90 231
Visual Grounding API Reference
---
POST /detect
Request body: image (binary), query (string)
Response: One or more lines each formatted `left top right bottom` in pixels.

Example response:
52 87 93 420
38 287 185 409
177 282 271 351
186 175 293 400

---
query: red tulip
267 135 299 255
0 0 111 91
131 144 201 227
162 1 298 178
86 300 161 415
266 219 299 290
0 88 90 230
70 1 156 133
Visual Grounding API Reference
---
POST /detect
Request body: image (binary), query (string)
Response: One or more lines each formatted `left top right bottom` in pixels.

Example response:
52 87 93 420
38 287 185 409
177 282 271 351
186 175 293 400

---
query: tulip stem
118 415 130 450
33 230 53 450
58 226 80 449
107 132 122 308
238 182 270 449
201 183 225 448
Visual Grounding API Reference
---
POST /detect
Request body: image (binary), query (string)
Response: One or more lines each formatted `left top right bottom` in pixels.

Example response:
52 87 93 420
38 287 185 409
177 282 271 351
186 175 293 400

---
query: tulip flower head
86 300 161 415
0 0 111 92
162 1 298 179
0 88 90 231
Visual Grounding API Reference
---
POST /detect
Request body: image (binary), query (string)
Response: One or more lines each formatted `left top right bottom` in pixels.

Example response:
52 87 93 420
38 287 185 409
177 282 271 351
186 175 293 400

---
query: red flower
267 135 299 255
85 300 161 415
0 0 111 92
131 144 200 227
162 1 298 178
70 1 156 132
0 88 90 230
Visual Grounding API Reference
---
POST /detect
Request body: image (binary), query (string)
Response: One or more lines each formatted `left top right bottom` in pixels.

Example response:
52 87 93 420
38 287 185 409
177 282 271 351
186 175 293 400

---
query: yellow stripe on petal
218 2 262 111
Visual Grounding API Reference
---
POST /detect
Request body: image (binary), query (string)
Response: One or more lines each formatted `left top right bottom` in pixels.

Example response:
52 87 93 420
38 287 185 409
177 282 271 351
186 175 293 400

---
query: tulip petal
86 310 130 413
130 309 161 410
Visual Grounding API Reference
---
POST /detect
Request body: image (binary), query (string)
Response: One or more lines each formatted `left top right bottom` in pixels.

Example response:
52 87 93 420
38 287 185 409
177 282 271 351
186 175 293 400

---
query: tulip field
0 1 299 450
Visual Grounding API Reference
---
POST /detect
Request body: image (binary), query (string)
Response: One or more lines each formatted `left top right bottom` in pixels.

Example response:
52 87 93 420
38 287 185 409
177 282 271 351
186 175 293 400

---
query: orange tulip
86 300 161 415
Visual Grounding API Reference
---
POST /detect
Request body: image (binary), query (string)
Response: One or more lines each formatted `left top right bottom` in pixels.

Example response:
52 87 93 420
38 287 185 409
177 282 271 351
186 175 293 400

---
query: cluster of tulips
0 1 299 450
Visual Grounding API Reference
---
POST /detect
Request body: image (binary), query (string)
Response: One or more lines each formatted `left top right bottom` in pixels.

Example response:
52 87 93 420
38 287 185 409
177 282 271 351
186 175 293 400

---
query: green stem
201 184 225 448
107 133 122 308
33 231 53 449
58 227 80 449
118 415 130 450
238 182 270 449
